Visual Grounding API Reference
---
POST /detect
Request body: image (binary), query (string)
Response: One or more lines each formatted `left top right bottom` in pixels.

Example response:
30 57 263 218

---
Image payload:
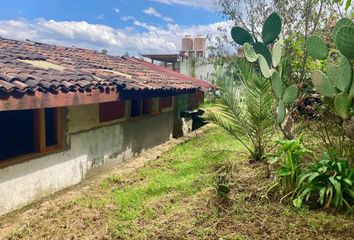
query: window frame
0 108 63 169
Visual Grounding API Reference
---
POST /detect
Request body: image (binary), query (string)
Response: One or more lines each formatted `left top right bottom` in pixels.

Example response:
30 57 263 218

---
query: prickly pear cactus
231 27 254 45
327 52 352 92
271 71 284 99
336 26 354 60
306 18 354 122
311 70 337 97
306 35 328 60
262 12 282 45
243 43 258 62
230 12 299 125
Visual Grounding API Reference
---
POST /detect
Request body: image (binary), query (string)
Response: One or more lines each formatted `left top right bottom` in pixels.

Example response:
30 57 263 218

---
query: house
0 38 213 216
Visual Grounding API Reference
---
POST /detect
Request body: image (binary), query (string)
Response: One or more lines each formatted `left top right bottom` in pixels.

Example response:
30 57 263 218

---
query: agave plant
206 60 276 161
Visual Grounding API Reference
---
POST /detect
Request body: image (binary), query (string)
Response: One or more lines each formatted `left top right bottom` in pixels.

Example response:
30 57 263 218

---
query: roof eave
0 89 119 112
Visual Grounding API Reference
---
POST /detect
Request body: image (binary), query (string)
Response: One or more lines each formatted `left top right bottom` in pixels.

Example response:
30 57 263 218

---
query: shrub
268 137 311 197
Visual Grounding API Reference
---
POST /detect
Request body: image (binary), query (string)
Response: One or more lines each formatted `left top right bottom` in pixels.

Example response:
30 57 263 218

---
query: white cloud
121 16 136 22
0 18 231 56
133 20 158 31
95 14 104 20
112 7 120 13
152 0 212 9
143 7 174 22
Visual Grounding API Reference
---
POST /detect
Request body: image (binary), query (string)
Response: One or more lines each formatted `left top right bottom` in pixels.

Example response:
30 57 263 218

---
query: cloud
0 18 231 56
95 14 104 20
133 20 159 31
121 16 136 22
112 7 120 13
143 7 174 22
152 0 212 9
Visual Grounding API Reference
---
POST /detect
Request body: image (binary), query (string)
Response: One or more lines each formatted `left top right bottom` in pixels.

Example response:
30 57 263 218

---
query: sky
0 0 231 56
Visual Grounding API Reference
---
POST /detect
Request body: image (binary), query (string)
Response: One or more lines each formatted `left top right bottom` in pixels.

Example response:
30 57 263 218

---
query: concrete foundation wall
0 104 174 216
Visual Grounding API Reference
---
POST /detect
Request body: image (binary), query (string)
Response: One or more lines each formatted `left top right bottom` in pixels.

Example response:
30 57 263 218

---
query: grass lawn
3 126 354 240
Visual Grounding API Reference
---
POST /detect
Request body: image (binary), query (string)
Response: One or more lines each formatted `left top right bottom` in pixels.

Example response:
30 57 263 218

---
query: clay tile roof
0 38 212 96
127 57 215 91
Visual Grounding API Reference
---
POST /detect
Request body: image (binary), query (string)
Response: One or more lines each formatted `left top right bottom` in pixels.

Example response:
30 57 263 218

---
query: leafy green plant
294 151 354 211
206 60 275 161
231 12 299 139
214 172 231 198
269 138 311 197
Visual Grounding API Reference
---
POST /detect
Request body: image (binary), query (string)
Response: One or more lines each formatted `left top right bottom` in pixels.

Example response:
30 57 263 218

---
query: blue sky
0 0 230 55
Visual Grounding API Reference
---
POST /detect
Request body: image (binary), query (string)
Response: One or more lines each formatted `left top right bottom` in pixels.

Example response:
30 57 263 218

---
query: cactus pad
271 71 284 99
258 54 272 78
306 35 328 60
277 100 286 124
262 12 282 45
272 41 282 68
283 85 298 106
334 92 352 119
335 25 354 60
243 43 258 62
253 42 272 67
333 17 354 44
231 27 254 45
350 71 354 98
311 70 337 97
327 52 352 93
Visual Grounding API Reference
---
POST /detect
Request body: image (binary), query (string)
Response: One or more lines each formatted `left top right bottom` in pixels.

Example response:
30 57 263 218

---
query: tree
212 0 339 84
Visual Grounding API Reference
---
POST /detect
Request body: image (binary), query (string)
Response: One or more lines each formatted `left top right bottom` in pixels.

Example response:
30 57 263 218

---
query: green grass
109 127 242 236
3 126 354 240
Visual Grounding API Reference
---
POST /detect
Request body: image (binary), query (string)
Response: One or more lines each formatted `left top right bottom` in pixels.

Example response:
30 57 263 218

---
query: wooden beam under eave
0 89 120 111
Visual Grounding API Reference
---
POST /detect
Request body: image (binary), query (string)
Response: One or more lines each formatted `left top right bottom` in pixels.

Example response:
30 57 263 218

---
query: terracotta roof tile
0 38 212 96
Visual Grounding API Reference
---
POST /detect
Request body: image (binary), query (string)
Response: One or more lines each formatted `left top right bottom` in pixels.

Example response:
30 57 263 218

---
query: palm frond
206 59 276 161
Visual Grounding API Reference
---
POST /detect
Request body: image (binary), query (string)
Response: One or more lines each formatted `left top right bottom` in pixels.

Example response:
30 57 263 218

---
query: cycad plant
231 12 299 140
206 60 276 161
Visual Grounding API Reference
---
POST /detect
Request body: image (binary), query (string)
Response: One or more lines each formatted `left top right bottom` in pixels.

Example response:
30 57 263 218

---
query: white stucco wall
180 59 214 82
0 104 174 216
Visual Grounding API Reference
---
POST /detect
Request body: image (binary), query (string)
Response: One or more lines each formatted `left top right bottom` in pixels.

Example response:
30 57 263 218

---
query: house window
142 98 151 115
131 99 142 117
0 108 62 164
0 110 36 160
160 96 173 110
99 101 125 122
131 98 152 117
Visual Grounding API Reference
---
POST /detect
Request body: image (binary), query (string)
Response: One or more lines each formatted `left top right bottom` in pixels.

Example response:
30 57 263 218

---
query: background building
143 35 215 83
